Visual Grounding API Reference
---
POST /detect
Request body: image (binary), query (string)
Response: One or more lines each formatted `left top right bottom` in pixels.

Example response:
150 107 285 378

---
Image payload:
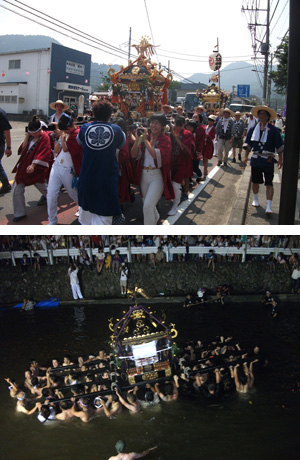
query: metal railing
0 245 299 266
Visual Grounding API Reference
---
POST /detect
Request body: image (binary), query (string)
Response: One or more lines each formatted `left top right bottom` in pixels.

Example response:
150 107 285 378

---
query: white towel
251 123 268 144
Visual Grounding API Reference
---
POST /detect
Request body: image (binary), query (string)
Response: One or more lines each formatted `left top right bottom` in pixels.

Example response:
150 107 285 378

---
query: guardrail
0 245 299 266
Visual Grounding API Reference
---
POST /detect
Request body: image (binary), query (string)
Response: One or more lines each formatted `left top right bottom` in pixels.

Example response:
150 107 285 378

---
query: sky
0 0 289 79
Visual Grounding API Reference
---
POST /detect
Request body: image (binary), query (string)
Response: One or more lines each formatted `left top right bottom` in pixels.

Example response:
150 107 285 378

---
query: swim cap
115 440 126 453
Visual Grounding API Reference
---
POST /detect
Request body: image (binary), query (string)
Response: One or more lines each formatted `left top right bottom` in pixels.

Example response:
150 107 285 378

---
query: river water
0 301 300 460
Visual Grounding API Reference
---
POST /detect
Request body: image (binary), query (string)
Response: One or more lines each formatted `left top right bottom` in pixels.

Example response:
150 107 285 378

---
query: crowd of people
4 336 264 427
0 96 284 223
1 234 297 252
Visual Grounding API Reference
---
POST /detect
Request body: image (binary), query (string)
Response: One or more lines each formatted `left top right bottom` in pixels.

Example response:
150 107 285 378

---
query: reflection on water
73 306 88 342
0 302 300 460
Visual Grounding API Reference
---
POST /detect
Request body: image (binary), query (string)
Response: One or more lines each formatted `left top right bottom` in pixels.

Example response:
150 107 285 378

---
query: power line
143 0 160 64
0 0 136 62
13 0 132 58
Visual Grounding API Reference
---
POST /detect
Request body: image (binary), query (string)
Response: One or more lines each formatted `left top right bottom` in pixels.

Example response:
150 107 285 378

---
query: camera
137 128 144 137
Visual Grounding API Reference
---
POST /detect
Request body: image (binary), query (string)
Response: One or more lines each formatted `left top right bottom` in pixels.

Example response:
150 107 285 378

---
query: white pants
79 208 113 225
47 164 78 225
71 283 83 300
217 139 232 162
140 169 164 225
12 181 47 218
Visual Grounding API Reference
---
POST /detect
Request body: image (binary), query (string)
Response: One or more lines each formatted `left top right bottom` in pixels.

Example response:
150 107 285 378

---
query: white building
0 43 91 118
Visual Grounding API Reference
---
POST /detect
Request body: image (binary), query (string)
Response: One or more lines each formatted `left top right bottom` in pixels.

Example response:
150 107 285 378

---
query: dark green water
1 301 300 460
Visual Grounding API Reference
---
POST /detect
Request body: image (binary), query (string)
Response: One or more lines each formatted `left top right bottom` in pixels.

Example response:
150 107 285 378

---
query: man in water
108 440 157 460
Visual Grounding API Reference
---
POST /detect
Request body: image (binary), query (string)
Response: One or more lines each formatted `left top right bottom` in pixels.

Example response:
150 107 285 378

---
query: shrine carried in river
108 301 177 385
107 36 173 119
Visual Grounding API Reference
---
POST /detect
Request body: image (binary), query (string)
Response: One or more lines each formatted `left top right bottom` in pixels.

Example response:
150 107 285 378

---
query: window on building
9 60 21 69
0 95 18 103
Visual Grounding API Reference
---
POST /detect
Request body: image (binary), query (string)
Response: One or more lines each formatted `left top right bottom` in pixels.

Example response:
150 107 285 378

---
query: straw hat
223 108 234 117
88 95 99 102
234 111 242 117
49 99 69 110
208 115 217 122
251 105 277 121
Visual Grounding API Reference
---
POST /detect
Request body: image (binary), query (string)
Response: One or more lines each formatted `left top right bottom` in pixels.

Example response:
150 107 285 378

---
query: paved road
1 121 299 226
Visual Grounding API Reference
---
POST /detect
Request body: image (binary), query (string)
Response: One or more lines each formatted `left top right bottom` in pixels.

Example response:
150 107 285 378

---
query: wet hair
40 405 51 418
207 383 216 393
165 384 174 396
42 388 51 397
31 377 39 387
145 391 154 402
28 116 41 132
237 367 247 385
93 100 113 122
115 440 126 454
127 393 137 403
50 375 61 384
60 401 69 410
111 394 119 402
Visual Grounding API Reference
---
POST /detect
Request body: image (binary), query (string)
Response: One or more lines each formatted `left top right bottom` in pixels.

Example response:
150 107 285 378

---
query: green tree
269 35 288 95
169 80 181 90
97 72 111 91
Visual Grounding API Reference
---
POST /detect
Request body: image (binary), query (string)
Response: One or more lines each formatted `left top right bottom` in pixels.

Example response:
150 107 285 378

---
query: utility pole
242 0 271 104
262 0 270 104
279 0 300 224
267 53 273 106
128 27 132 63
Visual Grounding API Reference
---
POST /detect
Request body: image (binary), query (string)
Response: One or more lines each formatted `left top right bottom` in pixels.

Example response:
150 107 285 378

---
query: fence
0 245 299 266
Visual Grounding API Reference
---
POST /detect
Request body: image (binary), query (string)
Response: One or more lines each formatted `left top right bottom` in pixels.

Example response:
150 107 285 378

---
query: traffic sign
237 85 250 98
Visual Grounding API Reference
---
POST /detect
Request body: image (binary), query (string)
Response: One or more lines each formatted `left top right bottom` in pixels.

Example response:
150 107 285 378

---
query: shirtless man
55 401 75 421
71 397 94 423
16 391 40 415
115 387 141 413
29 360 47 379
108 440 157 460
4 378 19 397
99 393 123 417
230 361 258 393
154 377 179 401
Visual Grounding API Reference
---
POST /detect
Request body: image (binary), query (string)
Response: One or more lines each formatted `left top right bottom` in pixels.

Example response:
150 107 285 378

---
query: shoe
223 162 227 167
0 183 11 194
37 195 47 205
252 197 259 207
168 205 179 216
238 153 241 161
74 211 79 217
217 161 222 166
232 157 236 163
265 205 273 215
180 193 189 203
196 177 202 184
13 215 27 222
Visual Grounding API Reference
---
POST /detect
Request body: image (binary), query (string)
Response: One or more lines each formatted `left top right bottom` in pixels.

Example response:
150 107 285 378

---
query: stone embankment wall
0 260 292 304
